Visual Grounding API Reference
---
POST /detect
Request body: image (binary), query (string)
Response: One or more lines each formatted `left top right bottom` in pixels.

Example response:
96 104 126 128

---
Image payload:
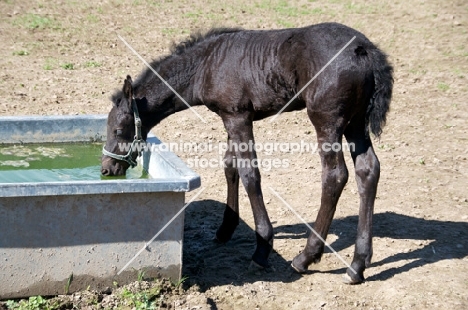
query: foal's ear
122 75 133 101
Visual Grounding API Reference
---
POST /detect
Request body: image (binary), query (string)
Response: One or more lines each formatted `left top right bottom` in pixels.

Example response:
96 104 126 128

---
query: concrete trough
0 115 200 299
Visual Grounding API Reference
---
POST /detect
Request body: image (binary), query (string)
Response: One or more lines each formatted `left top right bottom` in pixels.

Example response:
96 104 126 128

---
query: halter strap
102 97 145 168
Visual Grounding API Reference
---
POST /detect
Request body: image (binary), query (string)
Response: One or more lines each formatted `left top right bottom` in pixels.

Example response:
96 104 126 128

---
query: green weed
137 268 146 282
173 275 188 288
86 14 99 23
277 19 295 28
437 82 449 92
5 296 48 310
13 50 29 56
60 63 74 70
64 273 73 294
43 58 57 70
14 13 59 30
84 61 101 68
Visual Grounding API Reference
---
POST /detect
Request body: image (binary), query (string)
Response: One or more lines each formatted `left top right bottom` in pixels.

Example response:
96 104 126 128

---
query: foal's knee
324 160 349 191
224 153 238 180
337 164 349 186
355 152 380 192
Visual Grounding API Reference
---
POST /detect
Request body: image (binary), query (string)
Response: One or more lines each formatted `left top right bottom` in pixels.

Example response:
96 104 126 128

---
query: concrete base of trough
0 192 184 298
0 115 200 299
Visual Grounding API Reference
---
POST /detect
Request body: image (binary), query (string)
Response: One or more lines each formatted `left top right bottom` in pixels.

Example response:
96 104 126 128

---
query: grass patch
311 7 323 14
13 50 29 56
277 19 295 28
43 58 57 70
409 65 427 75
344 1 378 14
14 13 60 30
60 62 74 70
255 0 310 17
437 82 449 92
162 28 178 36
2 278 183 310
119 286 162 309
5 296 48 310
162 28 190 36
86 14 99 23
117 278 180 310
185 10 202 21
84 60 101 68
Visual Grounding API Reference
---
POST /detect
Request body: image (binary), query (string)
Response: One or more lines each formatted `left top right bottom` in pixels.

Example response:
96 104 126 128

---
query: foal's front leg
221 115 274 267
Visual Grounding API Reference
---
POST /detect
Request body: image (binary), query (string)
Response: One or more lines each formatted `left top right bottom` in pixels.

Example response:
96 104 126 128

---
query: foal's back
193 23 376 119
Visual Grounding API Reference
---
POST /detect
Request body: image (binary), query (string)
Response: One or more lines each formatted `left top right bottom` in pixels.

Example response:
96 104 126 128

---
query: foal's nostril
101 168 110 176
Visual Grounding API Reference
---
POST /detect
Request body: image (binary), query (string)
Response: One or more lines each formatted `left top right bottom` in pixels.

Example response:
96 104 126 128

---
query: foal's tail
367 48 394 138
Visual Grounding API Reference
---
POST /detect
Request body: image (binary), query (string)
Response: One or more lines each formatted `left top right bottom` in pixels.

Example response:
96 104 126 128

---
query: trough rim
0 114 201 197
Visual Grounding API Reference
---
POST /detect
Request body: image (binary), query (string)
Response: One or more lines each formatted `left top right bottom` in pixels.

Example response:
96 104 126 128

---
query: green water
0 143 147 183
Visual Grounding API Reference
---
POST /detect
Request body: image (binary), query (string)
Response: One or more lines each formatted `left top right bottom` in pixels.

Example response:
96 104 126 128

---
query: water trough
0 114 200 299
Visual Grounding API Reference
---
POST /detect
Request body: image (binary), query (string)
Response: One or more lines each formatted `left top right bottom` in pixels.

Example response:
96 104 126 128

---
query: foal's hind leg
292 117 349 273
221 114 273 267
215 137 240 243
342 122 380 284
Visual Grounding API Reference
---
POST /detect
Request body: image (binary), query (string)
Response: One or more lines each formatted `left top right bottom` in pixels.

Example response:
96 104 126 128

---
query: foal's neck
135 51 204 129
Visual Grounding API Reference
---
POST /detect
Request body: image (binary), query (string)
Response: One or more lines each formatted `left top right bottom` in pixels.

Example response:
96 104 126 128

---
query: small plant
61 63 74 70
137 268 146 282
120 287 159 310
173 275 188 288
5 296 48 310
86 14 99 23
13 50 29 56
64 273 73 294
5 300 18 309
437 82 449 91
14 13 59 30
84 61 101 68
43 58 56 70
419 158 425 165
162 28 178 36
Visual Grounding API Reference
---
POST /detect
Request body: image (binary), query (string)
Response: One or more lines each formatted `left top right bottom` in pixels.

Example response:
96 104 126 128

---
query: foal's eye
115 129 123 136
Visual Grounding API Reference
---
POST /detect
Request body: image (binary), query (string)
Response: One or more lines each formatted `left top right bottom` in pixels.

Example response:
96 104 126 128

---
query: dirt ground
1 0 468 309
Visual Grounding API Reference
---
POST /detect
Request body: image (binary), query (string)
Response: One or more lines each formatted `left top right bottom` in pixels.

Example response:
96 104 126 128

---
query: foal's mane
111 27 243 103
170 27 243 55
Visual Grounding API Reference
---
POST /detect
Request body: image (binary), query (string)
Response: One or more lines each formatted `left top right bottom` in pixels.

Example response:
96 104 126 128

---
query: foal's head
101 75 146 176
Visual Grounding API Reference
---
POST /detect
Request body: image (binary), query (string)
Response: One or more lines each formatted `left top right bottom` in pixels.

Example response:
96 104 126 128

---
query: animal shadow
182 199 302 289
275 211 468 282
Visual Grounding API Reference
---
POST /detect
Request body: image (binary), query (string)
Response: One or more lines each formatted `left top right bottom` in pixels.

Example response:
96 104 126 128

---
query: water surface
0 143 146 183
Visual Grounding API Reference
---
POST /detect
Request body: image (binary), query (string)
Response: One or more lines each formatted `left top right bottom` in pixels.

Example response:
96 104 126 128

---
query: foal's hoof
212 235 225 244
249 260 265 271
342 268 365 285
291 261 307 274
291 252 321 274
213 232 230 244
